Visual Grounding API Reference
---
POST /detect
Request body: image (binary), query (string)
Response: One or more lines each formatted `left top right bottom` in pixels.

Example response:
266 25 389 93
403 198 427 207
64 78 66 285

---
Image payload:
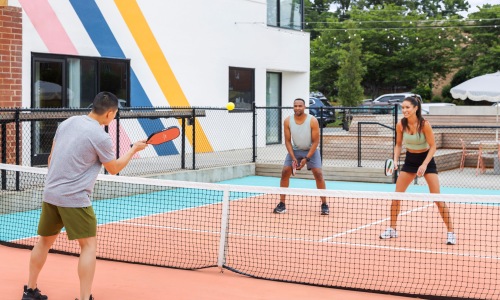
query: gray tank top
290 114 313 151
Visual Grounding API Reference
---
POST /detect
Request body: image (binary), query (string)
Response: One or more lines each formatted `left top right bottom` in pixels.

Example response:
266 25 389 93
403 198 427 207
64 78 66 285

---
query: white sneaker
447 232 456 245
380 227 397 239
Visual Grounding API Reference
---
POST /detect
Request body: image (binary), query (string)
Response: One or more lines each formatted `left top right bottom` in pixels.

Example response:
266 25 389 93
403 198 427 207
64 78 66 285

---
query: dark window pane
229 67 254 110
81 59 97 108
99 60 128 102
34 61 64 108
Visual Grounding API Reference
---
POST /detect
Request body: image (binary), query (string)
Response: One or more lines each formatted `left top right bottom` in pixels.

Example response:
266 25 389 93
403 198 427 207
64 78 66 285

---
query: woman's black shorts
401 150 438 174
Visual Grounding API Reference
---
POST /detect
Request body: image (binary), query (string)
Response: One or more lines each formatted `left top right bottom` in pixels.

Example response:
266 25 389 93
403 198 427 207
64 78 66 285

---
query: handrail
0 108 206 122
357 121 396 182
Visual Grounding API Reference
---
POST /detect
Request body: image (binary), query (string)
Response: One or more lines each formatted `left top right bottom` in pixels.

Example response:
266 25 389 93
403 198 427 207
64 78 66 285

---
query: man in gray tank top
22 92 148 300
273 98 329 215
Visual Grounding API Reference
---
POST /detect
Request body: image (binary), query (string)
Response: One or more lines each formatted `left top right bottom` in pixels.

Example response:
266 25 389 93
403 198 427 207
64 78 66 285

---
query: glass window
267 0 303 30
229 67 254 110
267 0 278 26
31 53 130 166
67 58 98 108
266 72 281 144
280 0 302 30
100 60 128 102
32 53 129 109
377 96 392 103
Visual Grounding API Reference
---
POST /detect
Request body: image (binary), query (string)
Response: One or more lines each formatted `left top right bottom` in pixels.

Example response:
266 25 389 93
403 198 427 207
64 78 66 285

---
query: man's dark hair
294 98 306 105
92 92 119 115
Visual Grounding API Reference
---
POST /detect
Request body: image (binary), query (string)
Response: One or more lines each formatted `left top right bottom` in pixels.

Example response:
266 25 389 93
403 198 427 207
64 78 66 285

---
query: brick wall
0 6 22 164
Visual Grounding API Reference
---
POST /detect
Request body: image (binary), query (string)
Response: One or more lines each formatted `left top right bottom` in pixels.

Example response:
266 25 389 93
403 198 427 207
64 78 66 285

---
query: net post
217 188 230 271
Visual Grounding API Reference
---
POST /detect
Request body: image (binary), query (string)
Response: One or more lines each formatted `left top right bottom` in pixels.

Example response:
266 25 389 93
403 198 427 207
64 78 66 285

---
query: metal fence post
116 110 120 159
1 122 6 190
393 104 398 183
181 117 186 169
252 103 256 163
320 106 323 162
357 121 362 167
15 108 20 190
191 108 196 170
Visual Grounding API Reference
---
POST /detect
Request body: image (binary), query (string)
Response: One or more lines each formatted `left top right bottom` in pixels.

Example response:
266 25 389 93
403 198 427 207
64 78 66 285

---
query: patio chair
477 142 500 175
460 138 479 172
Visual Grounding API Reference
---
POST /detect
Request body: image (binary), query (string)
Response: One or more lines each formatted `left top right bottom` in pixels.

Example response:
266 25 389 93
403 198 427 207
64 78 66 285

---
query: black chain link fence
1 106 499 190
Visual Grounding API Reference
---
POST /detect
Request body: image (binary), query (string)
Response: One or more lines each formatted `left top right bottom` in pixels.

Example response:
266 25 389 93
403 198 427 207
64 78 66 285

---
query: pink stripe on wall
108 120 138 159
19 0 77 54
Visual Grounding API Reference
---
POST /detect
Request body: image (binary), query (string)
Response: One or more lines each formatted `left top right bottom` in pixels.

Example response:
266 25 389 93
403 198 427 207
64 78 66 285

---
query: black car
309 97 335 127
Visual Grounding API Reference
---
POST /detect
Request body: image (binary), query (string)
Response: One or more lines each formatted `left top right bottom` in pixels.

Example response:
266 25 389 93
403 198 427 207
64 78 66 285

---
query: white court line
121 220 500 261
320 203 435 242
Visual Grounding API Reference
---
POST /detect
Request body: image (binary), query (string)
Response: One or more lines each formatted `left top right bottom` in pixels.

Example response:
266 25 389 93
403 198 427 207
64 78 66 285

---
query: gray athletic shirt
43 115 115 208
290 114 313 151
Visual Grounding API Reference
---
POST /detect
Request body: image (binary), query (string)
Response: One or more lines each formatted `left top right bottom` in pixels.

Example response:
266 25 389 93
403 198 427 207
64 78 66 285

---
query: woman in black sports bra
379 96 456 245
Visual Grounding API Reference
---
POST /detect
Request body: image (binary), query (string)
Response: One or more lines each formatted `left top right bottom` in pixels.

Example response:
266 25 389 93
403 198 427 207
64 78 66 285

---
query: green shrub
431 95 443 103
413 85 432 101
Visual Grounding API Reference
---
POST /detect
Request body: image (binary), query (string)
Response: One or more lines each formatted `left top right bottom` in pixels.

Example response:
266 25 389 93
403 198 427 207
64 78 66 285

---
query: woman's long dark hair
401 95 425 135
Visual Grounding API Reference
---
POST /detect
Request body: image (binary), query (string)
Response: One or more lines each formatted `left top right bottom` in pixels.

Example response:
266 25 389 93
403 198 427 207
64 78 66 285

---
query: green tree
458 5 500 78
305 0 336 39
308 3 463 100
354 0 469 17
336 21 366 106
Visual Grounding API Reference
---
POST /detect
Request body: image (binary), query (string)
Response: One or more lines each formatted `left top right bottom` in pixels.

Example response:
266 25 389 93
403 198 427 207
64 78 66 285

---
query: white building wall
11 0 310 153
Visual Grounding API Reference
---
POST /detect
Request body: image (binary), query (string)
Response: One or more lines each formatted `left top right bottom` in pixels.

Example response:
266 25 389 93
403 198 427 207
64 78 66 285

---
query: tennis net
1 163 499 300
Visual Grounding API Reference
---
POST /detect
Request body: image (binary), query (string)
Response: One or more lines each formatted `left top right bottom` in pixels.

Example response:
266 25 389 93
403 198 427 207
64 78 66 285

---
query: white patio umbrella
450 71 500 141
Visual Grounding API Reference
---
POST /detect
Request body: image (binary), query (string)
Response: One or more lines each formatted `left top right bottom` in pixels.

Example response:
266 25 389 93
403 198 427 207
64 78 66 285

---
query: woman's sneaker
379 227 397 239
321 203 329 215
446 232 456 245
273 202 286 214
22 285 48 300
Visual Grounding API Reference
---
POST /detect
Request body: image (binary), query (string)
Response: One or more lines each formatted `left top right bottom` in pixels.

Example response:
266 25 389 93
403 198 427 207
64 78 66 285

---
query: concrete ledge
256 163 394 184
146 163 255 183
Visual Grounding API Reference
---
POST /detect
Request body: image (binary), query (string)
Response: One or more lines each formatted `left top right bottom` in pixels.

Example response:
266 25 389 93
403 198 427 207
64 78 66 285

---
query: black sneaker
22 285 48 300
321 203 329 215
273 202 286 214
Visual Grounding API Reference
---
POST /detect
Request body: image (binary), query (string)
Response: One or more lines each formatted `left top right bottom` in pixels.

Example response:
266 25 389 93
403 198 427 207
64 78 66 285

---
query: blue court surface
219 175 500 196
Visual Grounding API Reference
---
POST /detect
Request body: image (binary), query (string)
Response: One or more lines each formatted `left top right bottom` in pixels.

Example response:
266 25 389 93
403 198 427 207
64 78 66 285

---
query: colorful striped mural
19 0 213 158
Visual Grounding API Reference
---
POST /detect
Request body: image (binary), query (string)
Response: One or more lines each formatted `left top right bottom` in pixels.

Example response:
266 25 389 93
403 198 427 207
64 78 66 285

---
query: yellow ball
226 102 235 111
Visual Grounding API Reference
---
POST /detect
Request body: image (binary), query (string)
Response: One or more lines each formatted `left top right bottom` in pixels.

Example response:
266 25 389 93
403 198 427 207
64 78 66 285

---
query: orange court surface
1 244 415 300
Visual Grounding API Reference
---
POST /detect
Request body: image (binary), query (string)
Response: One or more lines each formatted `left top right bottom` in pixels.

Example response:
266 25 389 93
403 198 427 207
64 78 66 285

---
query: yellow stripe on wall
115 0 213 153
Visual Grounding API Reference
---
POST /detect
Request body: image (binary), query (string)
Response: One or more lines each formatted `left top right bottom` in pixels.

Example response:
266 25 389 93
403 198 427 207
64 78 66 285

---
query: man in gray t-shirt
22 92 147 300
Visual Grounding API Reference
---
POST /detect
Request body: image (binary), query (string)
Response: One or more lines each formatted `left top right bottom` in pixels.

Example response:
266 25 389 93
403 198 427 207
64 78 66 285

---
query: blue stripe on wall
69 0 178 156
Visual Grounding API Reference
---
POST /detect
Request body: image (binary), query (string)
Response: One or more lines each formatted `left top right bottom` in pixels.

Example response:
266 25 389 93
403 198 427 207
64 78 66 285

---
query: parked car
309 91 328 101
309 97 335 127
421 102 455 114
358 93 422 114
372 92 421 103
